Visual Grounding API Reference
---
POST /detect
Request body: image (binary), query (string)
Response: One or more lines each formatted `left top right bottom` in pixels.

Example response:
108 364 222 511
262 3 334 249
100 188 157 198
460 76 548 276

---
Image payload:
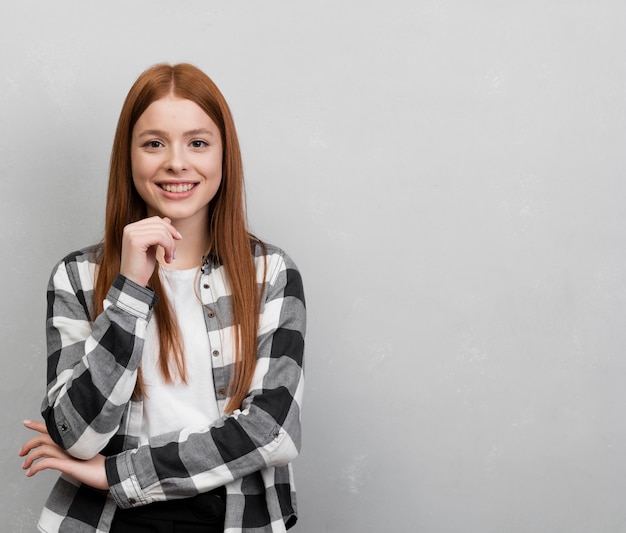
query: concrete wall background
1 2 625 531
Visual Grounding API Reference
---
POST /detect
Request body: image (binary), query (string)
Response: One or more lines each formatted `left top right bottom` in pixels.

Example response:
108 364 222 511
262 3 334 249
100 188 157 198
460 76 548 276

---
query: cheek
129 160 152 202
130 155 140 181
130 169 143 193
211 154 224 180
130 156 153 185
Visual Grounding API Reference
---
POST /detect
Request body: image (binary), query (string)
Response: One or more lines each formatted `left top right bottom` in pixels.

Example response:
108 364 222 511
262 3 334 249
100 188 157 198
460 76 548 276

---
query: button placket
208 330 223 363
207 328 226 404
201 273 217 319
200 273 212 305
200 267 228 408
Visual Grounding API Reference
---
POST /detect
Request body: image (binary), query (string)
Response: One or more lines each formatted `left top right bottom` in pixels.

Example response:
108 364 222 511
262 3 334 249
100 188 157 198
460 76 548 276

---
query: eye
190 139 208 148
142 140 163 149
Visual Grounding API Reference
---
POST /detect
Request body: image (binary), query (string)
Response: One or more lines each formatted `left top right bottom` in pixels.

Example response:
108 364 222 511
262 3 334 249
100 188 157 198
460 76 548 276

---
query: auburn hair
94 63 261 413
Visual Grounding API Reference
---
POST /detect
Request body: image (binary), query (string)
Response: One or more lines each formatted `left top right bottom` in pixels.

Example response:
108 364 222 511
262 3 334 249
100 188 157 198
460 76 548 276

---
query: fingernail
176 231 183 239
23 419 32 424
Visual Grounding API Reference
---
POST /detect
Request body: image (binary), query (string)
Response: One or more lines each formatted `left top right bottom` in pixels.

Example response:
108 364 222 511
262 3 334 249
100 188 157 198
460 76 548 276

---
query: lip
155 181 199 199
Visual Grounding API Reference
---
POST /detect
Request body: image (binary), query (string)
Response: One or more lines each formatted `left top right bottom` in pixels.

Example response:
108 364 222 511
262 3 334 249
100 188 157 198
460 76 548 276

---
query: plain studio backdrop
1 2 625 532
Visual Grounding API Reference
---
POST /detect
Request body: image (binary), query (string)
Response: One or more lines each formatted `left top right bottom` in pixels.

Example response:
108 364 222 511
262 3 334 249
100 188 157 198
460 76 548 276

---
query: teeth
161 183 195 193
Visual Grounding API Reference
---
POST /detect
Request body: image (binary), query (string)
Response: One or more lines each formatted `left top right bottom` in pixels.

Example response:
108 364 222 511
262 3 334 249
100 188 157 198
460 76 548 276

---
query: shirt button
218 388 226 397
212 350 220 357
59 423 68 432
207 311 215 318
203 283 210 289
128 498 136 505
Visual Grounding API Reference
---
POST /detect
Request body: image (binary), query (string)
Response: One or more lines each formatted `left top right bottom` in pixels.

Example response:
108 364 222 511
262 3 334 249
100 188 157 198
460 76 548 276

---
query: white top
139 265 220 442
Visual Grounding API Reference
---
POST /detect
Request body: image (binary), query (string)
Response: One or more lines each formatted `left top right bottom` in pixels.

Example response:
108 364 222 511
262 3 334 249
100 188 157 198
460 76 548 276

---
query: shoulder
252 241 301 281
49 244 103 290
253 241 305 305
53 243 102 268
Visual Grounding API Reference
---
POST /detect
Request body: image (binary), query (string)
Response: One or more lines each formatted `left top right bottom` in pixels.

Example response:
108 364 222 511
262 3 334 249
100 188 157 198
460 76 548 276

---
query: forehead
135 95 219 132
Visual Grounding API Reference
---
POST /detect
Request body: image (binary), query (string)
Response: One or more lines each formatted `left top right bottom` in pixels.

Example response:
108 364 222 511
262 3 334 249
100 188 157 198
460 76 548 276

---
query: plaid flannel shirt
38 242 305 533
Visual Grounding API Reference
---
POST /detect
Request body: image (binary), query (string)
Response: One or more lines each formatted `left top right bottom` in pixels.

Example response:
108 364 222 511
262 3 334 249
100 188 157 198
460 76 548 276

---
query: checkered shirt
38 242 306 533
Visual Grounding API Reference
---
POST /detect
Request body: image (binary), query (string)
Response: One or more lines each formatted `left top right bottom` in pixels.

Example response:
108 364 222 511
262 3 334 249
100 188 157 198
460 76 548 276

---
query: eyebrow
136 128 216 138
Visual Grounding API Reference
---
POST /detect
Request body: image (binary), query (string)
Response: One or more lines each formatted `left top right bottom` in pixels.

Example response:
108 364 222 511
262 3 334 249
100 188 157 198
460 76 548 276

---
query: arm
106 250 306 508
43 218 180 459
19 420 108 490
42 252 157 459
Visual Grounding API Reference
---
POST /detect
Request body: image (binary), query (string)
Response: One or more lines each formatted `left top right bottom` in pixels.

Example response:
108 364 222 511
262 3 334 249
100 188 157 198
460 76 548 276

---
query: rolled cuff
106 450 149 509
106 274 158 320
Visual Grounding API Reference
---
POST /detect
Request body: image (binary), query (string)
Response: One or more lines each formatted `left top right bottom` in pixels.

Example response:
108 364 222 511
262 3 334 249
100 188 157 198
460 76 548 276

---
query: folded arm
106 250 306 508
42 253 157 459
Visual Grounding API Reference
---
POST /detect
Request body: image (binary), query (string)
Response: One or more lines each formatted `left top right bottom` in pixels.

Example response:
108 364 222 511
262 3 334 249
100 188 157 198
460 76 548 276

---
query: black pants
110 487 226 533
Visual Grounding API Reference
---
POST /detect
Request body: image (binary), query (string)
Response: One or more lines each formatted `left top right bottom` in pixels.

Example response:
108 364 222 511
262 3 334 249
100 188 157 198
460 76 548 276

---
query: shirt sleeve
41 255 157 459
105 250 306 508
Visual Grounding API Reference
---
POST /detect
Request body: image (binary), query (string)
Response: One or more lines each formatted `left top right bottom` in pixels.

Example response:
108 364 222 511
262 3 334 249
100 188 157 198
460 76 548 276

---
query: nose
165 145 187 173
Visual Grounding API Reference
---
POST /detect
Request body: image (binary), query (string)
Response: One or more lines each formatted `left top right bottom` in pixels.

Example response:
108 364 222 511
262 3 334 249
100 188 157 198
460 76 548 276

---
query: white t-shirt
139 265 221 442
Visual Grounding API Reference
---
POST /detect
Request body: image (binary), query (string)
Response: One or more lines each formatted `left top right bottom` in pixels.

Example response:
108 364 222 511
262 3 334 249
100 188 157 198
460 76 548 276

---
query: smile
159 183 197 193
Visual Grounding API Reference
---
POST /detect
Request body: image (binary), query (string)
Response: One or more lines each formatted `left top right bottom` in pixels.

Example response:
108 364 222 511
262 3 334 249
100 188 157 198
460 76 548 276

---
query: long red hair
94 63 260 413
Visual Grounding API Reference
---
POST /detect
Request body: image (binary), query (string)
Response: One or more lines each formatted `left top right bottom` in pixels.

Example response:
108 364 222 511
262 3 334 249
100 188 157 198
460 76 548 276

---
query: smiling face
130 95 223 230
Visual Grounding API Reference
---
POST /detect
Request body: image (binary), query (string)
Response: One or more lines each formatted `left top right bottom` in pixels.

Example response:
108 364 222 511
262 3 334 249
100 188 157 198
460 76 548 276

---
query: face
131 95 223 228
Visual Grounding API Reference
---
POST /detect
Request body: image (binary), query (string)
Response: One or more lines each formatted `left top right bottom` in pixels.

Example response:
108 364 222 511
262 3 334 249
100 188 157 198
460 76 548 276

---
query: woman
19 63 306 533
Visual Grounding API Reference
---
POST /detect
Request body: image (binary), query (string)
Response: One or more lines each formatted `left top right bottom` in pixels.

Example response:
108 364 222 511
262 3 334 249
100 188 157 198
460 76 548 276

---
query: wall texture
2 1 625 532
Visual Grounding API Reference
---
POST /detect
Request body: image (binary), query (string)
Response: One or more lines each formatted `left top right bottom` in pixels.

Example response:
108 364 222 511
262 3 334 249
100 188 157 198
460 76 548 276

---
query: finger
121 222 178 283
160 217 183 239
25 456 68 478
23 420 48 434
18 433 56 457
143 216 182 239
156 218 182 264
25 454 109 491
124 220 180 253
22 444 69 470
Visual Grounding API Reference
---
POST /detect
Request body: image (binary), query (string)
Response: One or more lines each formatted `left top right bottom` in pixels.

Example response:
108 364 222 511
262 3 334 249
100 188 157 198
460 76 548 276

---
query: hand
120 216 183 286
19 420 109 491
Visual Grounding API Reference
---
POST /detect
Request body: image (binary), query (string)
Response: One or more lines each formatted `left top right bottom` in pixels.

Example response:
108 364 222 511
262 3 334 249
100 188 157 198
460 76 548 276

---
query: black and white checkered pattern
39 242 306 532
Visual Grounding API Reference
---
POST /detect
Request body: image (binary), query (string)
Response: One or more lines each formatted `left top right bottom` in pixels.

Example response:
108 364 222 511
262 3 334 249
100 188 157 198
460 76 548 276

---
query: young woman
19 63 306 533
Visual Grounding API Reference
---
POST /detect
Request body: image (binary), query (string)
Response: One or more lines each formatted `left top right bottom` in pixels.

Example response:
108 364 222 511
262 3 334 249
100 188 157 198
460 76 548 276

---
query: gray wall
2 1 625 532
